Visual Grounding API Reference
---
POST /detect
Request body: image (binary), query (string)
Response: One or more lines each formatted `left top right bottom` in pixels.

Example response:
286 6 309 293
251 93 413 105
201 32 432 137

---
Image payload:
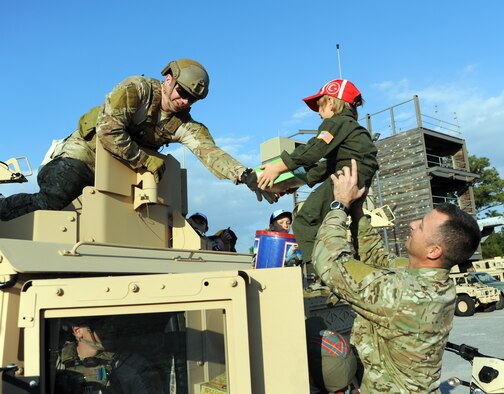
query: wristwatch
330 200 349 215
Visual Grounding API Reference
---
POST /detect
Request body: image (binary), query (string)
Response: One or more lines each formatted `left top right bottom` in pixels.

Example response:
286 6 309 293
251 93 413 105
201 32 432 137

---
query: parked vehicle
449 273 500 316
471 257 504 283
464 272 504 310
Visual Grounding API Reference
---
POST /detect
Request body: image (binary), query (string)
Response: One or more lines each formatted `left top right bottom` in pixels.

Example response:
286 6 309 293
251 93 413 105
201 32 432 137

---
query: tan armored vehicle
458 271 504 310
0 136 373 394
449 272 500 316
471 256 504 282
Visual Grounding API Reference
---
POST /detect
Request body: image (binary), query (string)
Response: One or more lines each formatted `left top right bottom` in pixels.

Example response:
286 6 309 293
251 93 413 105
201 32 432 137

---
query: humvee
0 140 363 394
462 272 504 310
471 257 504 282
449 272 500 316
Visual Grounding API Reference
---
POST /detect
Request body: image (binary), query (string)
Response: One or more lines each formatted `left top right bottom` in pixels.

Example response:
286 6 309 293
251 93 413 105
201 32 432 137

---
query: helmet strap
161 77 178 113
76 328 105 352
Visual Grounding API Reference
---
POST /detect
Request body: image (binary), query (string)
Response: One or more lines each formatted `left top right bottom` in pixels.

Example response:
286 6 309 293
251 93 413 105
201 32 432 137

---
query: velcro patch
109 86 139 110
317 131 334 144
393 257 409 268
342 260 379 283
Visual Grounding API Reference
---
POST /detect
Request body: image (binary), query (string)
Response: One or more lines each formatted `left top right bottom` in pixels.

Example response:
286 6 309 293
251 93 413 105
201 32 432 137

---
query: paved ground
439 308 504 393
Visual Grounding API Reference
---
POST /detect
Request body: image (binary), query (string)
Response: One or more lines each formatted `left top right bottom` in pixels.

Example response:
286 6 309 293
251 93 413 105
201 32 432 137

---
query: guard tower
364 95 480 260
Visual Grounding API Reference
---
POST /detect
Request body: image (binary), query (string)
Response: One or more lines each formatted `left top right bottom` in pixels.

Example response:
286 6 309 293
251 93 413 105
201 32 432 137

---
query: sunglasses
175 84 196 103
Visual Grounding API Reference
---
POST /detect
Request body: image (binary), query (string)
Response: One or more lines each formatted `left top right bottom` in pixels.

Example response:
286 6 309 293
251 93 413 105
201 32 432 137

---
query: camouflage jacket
313 210 456 393
53 76 246 183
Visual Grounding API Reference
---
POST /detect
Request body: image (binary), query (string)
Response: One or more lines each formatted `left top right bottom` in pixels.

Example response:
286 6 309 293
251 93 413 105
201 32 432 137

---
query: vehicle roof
0 238 253 275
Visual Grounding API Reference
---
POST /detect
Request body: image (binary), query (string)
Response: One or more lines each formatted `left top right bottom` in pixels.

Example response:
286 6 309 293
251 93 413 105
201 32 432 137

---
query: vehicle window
476 273 494 284
45 310 228 394
467 276 478 284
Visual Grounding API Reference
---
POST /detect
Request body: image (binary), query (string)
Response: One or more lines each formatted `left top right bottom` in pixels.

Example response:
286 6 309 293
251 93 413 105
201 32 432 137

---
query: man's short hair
434 203 481 268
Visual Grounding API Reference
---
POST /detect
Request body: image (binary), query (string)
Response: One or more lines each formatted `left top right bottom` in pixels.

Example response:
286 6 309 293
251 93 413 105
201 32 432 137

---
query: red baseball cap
303 79 362 112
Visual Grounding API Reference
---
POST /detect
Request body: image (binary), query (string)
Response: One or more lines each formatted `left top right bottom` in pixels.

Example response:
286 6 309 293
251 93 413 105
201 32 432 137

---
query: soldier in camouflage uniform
55 318 163 393
312 159 481 393
0 58 276 221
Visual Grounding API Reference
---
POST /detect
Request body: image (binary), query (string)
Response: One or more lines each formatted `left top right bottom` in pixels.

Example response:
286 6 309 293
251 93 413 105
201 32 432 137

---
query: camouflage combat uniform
0 76 246 221
55 341 163 393
55 341 117 393
282 108 378 262
313 210 456 393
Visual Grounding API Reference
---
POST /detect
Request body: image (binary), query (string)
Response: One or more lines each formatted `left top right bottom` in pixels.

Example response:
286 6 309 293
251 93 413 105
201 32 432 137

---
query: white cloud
462 64 478 75
372 79 411 101
283 106 313 125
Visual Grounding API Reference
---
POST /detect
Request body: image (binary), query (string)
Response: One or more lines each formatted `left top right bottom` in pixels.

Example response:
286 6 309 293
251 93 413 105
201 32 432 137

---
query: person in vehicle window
55 317 163 394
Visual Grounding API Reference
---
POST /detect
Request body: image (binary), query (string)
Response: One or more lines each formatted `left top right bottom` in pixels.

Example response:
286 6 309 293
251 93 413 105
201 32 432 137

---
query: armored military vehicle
457 272 504 310
449 272 500 316
471 256 504 282
1 133 379 394
0 131 401 393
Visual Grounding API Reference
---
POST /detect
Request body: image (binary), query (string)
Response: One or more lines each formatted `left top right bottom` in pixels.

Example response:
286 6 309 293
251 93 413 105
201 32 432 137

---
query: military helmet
161 58 209 100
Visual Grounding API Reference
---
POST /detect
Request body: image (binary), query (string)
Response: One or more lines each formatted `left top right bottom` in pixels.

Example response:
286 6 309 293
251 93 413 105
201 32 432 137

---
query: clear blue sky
2 0 504 252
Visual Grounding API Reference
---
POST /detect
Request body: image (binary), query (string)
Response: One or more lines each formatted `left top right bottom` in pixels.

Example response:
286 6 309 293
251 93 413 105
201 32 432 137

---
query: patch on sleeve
392 257 409 268
108 85 139 110
316 131 334 144
342 260 380 283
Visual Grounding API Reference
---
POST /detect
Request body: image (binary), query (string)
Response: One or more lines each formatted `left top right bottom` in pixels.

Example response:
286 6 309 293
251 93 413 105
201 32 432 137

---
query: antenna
336 44 343 79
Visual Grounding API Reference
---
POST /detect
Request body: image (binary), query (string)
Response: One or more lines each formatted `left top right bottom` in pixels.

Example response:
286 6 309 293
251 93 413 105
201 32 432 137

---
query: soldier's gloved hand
241 168 278 204
144 155 166 183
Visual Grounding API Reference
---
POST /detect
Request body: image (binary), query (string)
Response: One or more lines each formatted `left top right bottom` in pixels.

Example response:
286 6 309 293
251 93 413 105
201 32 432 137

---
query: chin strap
161 80 178 112
77 328 105 352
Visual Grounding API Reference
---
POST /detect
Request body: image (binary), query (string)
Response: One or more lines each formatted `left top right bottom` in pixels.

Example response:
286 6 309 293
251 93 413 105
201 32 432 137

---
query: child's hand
257 160 289 190
257 163 280 189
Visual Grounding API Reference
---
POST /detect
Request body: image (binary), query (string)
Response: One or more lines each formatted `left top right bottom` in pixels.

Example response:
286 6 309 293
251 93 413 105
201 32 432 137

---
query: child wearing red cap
257 79 378 265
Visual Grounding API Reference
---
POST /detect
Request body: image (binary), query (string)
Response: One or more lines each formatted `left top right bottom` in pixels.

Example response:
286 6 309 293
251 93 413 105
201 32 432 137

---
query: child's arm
257 160 288 189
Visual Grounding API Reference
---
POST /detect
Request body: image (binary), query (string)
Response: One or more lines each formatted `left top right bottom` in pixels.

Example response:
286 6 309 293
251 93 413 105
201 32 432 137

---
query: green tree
481 228 504 259
469 155 504 216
